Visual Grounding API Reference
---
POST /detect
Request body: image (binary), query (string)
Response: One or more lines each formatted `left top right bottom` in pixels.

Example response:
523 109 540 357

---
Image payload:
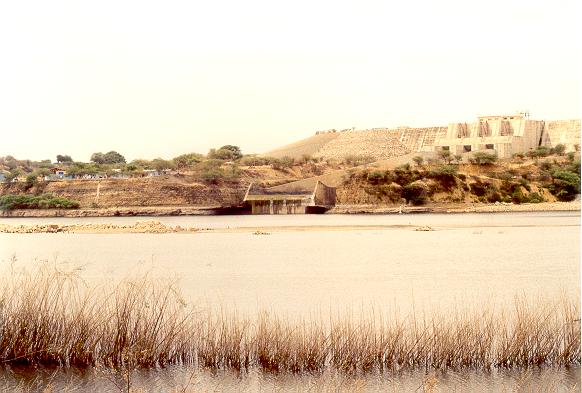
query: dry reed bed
0 264 579 374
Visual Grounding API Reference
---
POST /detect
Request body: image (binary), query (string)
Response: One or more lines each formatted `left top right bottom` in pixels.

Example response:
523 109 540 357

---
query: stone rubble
0 220 200 234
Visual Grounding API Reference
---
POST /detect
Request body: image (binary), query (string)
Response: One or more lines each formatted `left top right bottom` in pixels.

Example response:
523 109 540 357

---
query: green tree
402 181 428 205
91 151 126 164
56 154 73 164
172 153 203 168
90 152 106 164
550 170 580 201
151 158 176 172
208 145 243 160
438 150 452 164
470 151 498 165
103 151 126 164
551 144 566 156
412 156 424 167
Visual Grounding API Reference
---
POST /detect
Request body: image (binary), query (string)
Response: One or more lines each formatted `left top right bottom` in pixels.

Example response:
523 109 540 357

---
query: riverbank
331 200 581 214
0 200 579 218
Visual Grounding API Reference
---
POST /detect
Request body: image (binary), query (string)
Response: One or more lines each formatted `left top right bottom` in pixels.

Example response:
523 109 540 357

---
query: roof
244 194 311 201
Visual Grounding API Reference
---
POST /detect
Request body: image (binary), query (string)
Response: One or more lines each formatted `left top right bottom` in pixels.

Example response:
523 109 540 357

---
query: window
463 145 472 152
485 144 494 149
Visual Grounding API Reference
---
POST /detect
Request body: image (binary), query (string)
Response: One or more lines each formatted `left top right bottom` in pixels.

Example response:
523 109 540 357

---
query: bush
0 194 80 210
402 182 428 205
549 170 580 201
526 146 551 158
270 156 295 170
427 165 457 191
343 155 375 167
412 156 424 167
367 171 385 185
551 144 566 156
470 151 498 165
525 192 545 203
173 153 203 168
200 167 225 184
512 152 525 160
438 150 452 164
538 160 554 171
208 145 243 160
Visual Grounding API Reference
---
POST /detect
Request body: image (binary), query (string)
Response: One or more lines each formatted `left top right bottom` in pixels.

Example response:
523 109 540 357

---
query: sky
0 0 580 162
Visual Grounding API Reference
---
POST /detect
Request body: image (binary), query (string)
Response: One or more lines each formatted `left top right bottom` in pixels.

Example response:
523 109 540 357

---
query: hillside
262 132 340 158
263 129 410 161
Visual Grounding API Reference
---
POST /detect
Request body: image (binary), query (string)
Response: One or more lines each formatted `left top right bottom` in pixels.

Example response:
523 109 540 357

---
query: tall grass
0 263 579 374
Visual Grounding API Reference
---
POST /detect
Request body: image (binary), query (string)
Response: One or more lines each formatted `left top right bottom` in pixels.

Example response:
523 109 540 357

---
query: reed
0 264 579 374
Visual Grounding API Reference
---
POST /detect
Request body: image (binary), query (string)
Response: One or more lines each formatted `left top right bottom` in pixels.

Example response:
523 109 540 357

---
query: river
0 211 579 391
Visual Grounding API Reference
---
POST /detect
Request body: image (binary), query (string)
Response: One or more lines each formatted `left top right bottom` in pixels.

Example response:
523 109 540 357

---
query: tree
208 145 243 160
470 151 498 165
453 154 463 164
551 144 566 156
173 153 203 168
90 152 106 164
103 151 126 164
402 181 428 205
91 151 126 164
151 158 176 172
56 155 73 164
550 170 580 201
438 150 452 164
412 156 424 167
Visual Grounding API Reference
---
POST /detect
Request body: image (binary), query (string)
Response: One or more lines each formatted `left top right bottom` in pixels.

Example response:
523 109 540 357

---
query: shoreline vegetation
0 264 579 374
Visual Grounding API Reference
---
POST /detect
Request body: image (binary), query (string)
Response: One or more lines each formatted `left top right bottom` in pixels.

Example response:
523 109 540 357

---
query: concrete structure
306 115 579 161
243 181 336 214
432 114 546 158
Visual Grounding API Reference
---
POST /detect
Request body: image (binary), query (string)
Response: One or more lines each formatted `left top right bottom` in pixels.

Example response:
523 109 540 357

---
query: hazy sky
1 0 580 162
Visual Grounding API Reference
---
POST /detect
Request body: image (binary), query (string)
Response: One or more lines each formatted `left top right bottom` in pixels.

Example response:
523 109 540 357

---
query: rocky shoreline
0 220 199 234
0 200 578 235
1 201 579 218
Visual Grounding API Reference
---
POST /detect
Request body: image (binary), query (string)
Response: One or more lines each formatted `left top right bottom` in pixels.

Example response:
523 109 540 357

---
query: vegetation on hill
0 194 80 210
341 148 580 205
1 142 579 209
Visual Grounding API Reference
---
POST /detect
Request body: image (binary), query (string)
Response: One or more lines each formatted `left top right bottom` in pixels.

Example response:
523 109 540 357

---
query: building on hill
431 114 580 158
243 181 336 214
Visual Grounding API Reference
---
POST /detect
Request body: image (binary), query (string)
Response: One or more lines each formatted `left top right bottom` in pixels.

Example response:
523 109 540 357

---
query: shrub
240 156 267 167
402 181 428 205
412 156 424 167
343 155 375 166
512 152 525 160
525 192 545 203
367 171 385 185
549 170 580 201
470 151 498 165
270 156 294 170
172 153 203 168
538 160 553 171
201 167 226 184
526 146 551 158
427 165 458 190
567 159 581 176
551 144 566 156
0 194 80 210
438 150 452 164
